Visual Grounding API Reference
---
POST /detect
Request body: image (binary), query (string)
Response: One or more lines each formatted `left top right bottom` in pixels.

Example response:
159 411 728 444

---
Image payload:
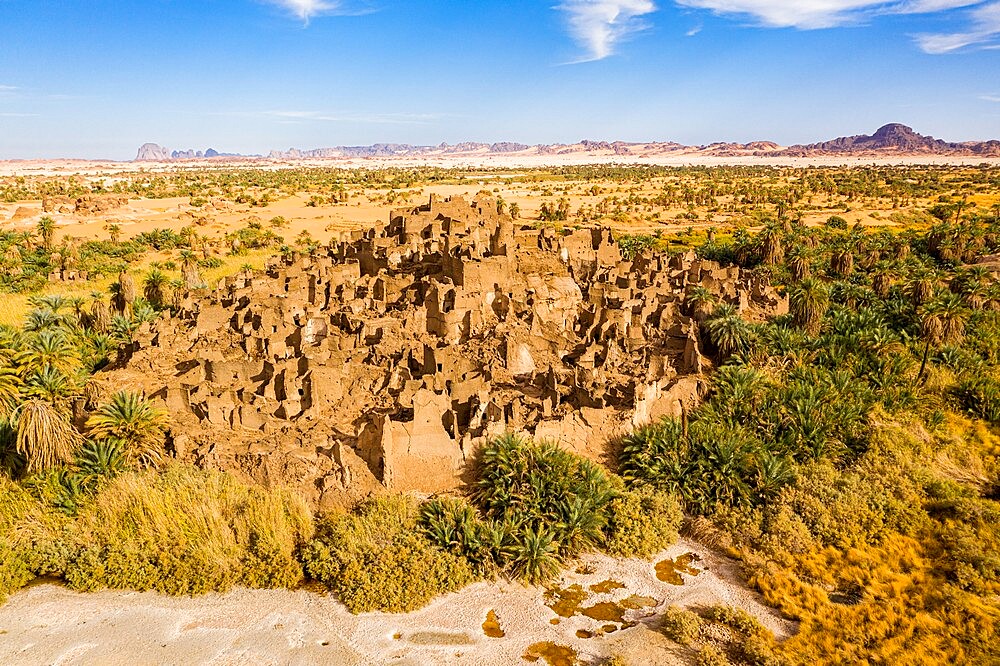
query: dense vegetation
618 211 1000 663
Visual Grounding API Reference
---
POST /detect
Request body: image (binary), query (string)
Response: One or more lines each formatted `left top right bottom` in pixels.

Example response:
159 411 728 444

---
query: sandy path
0 540 791 666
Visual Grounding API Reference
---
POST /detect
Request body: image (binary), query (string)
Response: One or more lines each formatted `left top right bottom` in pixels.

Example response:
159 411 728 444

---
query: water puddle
483 610 505 638
655 553 702 585
544 584 589 618
545 583 658 629
580 601 626 623
589 579 625 594
575 629 594 639
523 641 578 666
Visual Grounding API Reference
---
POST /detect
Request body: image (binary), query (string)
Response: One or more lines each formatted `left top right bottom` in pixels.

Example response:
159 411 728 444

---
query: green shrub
303 495 475 613
955 375 1000 423
603 487 682 557
420 496 508 575
620 417 758 514
473 434 615 558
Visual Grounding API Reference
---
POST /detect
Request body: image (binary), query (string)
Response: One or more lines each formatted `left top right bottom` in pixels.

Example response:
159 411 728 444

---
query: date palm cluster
1 285 168 510
624 210 1000 516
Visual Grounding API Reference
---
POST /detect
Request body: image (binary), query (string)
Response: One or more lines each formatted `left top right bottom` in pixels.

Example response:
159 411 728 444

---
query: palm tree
0 326 25 368
180 249 202 289
906 268 939 307
24 365 79 408
36 216 56 252
789 278 830 336
872 265 895 298
143 269 170 309
686 286 717 322
787 245 811 281
86 391 167 468
703 305 753 358
917 292 967 382
830 249 854 276
29 294 69 315
11 398 79 473
104 223 122 243
89 295 111 334
21 329 81 377
0 366 22 418
1 244 22 277
758 225 784 266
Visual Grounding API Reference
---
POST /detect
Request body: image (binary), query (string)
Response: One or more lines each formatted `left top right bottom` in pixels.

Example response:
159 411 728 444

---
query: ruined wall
104 194 786 508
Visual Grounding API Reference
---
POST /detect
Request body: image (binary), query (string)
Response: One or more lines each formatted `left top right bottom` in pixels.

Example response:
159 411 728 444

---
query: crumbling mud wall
103 195 787 508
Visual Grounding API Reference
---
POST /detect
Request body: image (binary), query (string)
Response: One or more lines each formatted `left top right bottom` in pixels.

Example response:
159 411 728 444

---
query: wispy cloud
265 0 375 21
557 0 657 61
0 85 18 94
673 1 1000 53
981 93 1000 101
914 1 1000 52
674 0 984 29
266 0 340 21
0 112 36 117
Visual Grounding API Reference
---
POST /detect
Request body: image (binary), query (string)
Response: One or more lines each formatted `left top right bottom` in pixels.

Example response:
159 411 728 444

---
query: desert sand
0 540 791 666
2 152 1000 178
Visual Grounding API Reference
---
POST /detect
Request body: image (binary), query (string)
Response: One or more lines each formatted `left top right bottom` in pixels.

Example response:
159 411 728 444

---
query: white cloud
673 0 985 28
557 0 657 61
0 85 18 93
914 1 1000 52
267 0 340 21
982 93 1000 101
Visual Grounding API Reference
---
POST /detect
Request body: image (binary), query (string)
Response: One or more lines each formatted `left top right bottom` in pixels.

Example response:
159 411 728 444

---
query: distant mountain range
134 124 1000 162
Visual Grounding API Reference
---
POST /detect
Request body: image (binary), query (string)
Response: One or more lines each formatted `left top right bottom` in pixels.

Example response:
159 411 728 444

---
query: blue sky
0 0 998 159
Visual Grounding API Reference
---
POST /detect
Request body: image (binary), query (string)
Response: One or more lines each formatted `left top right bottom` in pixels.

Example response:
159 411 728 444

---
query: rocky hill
133 124 1000 162
781 123 1000 156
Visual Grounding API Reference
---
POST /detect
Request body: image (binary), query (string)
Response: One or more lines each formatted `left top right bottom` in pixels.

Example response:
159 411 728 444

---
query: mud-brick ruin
106 195 787 508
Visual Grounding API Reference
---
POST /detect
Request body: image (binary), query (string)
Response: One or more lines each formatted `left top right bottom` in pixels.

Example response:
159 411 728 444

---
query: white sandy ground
0 539 793 666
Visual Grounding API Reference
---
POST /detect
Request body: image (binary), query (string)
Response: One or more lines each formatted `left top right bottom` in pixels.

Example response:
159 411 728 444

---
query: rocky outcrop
135 143 172 161
41 195 128 215
781 124 1000 157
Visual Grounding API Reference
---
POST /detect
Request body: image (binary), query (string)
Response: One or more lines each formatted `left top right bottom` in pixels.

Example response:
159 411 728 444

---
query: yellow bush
63 465 313 594
0 476 67 601
302 495 476 613
603 487 682 558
